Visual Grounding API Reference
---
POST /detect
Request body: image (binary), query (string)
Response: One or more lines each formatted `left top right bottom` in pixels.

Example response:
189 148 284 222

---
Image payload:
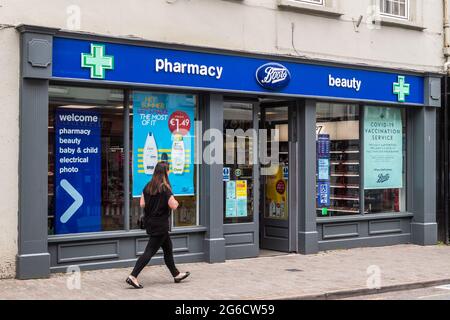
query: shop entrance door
260 103 293 252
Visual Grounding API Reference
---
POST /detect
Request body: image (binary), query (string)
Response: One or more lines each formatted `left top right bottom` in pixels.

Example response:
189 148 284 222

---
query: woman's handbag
138 209 146 230
169 210 173 232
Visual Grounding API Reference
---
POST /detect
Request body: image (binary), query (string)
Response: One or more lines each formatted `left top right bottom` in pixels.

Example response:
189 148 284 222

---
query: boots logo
377 173 390 184
256 63 291 90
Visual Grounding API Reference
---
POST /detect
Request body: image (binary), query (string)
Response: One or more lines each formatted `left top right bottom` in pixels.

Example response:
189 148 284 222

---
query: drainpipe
445 0 450 70
444 0 450 244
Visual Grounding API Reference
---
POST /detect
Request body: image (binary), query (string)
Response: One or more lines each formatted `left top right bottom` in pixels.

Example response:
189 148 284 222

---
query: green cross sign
393 75 410 102
81 44 114 79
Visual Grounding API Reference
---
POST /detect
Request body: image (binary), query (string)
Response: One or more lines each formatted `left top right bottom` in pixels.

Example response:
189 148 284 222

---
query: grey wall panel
319 233 411 251
136 235 189 255
224 228 258 259
50 252 205 273
225 244 259 260
424 77 441 107
21 32 54 79
319 217 412 250
224 233 254 246
264 226 289 239
369 220 402 236
322 223 359 240
223 223 257 234
48 232 206 272
57 240 119 263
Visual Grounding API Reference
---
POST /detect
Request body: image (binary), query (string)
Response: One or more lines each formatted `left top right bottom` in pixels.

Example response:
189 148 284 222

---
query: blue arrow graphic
60 179 84 224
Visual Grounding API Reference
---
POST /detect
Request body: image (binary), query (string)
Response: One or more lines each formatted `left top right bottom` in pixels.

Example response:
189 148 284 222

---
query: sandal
174 271 190 283
126 276 144 289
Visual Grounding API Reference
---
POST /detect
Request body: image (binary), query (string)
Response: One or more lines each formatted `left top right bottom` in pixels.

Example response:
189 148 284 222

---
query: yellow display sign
265 165 288 220
236 180 247 199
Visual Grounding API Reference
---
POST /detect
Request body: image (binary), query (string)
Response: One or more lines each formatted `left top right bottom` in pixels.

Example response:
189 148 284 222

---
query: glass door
223 102 255 225
260 105 290 252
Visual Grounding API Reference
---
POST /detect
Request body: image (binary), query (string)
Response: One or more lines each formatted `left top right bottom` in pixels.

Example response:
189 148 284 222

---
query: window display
316 103 407 217
49 86 199 235
316 103 361 217
48 86 125 234
129 91 198 229
364 106 406 214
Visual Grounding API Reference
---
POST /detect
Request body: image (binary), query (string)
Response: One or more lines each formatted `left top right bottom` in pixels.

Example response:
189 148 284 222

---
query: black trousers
131 232 180 278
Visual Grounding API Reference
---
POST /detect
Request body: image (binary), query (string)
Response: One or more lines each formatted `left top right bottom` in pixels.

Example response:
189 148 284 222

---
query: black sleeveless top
142 184 173 235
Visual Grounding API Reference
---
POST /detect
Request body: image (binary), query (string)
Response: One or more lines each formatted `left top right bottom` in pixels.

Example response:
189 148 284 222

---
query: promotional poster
364 106 403 190
265 165 288 220
132 92 196 197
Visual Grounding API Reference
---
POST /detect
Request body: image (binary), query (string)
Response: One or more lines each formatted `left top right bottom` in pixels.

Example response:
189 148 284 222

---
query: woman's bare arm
140 193 145 208
168 195 179 210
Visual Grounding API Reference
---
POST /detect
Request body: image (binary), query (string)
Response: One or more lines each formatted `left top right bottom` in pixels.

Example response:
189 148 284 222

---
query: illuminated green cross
393 75 410 102
81 44 114 79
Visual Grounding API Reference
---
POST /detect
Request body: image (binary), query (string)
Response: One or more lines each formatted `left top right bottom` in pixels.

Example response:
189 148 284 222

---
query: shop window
129 91 199 229
316 103 360 217
48 86 125 235
223 102 255 224
316 103 407 218
363 106 406 214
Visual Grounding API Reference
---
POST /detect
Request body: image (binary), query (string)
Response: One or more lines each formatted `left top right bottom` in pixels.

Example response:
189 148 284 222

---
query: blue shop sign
54 109 102 234
53 37 424 105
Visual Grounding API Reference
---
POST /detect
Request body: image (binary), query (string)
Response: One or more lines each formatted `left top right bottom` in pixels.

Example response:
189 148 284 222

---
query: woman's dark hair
145 161 172 195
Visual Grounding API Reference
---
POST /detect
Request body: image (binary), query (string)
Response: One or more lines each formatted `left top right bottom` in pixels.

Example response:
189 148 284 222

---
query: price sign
168 111 191 135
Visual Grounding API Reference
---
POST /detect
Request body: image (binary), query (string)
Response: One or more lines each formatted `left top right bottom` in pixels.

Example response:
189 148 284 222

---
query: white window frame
296 0 324 6
380 0 410 21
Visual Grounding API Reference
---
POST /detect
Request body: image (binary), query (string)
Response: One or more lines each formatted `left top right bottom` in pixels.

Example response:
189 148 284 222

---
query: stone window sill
378 16 426 31
277 0 343 18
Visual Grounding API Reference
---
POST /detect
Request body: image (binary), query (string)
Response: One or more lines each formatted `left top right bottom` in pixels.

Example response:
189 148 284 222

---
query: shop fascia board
15 24 440 78
48 77 429 107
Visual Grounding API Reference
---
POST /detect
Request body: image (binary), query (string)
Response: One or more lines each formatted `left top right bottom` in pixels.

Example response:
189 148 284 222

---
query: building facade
0 0 444 279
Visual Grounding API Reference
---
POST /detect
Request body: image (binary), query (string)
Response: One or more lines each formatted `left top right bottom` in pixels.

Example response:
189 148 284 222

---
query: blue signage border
53 37 424 105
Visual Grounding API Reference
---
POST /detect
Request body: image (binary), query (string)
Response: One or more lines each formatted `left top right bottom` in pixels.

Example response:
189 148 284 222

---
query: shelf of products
317 139 361 217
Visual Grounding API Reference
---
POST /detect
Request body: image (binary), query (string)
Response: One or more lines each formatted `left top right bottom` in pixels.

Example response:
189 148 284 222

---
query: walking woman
126 161 190 289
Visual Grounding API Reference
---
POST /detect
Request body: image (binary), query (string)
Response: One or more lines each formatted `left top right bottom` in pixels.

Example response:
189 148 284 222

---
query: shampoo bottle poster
132 92 195 197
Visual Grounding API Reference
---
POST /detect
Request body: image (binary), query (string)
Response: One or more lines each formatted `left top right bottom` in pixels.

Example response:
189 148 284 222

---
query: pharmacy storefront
17 25 440 279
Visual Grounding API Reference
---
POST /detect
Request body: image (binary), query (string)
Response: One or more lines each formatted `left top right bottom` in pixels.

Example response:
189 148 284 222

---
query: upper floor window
380 0 409 20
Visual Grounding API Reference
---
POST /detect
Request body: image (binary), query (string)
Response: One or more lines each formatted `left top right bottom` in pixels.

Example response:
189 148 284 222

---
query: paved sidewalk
1 244 450 300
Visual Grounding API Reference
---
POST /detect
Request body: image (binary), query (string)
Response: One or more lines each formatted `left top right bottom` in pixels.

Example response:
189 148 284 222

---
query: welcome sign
55 109 102 234
363 106 404 190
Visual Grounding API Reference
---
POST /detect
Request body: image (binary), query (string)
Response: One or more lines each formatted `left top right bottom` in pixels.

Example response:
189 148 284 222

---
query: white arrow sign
60 179 84 224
